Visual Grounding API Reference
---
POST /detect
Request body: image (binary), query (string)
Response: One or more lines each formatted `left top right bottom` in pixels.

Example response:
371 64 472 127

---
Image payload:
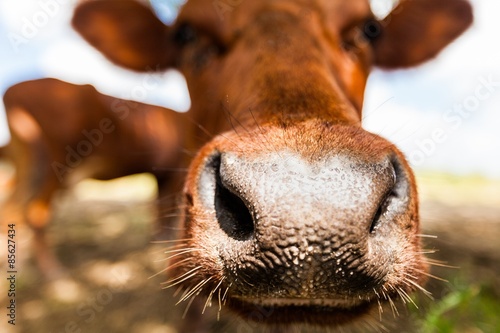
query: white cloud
362 0 500 178
0 104 9 146
39 38 191 111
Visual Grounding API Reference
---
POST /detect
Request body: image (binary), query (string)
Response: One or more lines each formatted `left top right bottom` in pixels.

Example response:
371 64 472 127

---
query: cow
0 77 184 277
71 0 472 329
3 0 473 330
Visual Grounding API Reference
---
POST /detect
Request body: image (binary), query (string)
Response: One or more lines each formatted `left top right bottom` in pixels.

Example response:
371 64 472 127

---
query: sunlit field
415 173 500 333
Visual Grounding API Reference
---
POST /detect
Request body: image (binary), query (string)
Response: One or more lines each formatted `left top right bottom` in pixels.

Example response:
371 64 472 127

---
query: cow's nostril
369 154 410 233
369 189 394 234
213 156 255 241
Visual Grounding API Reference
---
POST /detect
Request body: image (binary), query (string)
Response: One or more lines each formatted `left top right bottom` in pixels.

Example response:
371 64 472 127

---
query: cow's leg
26 187 64 280
4 128 65 280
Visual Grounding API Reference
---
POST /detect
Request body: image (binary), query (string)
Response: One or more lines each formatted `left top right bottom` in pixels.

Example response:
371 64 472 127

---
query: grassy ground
0 170 499 333
410 172 500 333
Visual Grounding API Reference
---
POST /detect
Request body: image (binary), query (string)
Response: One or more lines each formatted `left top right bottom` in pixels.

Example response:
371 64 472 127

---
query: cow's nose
202 149 410 238
197 148 414 293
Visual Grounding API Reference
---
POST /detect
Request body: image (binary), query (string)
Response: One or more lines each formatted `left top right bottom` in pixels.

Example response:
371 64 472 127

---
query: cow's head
73 0 472 328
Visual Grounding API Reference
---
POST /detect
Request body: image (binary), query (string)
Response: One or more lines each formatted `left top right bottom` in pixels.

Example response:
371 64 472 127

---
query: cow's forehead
319 0 373 26
177 0 373 34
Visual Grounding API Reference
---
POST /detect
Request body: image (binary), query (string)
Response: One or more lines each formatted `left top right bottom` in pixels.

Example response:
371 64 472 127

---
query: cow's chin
227 296 373 327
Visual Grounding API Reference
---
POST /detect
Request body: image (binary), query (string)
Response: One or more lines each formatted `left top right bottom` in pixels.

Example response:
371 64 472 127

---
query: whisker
157 207 183 214
415 234 438 239
163 266 202 284
247 109 274 153
387 295 399 317
417 249 438 255
362 96 395 123
150 237 192 245
184 112 243 150
156 248 202 262
178 147 197 158
203 277 225 314
222 283 231 304
419 270 449 282
149 243 188 255
218 283 232 321
394 289 407 304
163 247 197 255
398 287 418 308
403 277 434 299
158 213 185 219
177 277 213 305
155 226 187 233
220 100 250 138
217 287 223 321
178 285 193 300
156 205 184 212
182 292 199 319
158 202 186 209
162 267 202 289
185 115 216 140
155 194 183 205
423 258 458 269
376 298 383 321
163 273 200 290
150 257 193 278
156 243 189 252
173 285 183 297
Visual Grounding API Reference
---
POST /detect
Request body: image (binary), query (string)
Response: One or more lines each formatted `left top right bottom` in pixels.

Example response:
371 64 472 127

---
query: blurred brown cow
0 78 184 277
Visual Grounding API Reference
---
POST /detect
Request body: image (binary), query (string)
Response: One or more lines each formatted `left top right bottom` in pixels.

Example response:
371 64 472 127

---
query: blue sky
363 0 500 177
0 0 499 178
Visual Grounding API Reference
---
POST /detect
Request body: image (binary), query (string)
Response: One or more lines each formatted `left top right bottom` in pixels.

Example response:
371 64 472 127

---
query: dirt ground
0 172 499 333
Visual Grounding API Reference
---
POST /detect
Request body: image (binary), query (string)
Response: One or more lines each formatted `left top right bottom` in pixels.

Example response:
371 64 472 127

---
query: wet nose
197 148 413 293
205 150 408 236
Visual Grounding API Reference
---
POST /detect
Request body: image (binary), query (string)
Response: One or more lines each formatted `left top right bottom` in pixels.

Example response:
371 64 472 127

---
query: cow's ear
372 0 473 69
72 0 176 71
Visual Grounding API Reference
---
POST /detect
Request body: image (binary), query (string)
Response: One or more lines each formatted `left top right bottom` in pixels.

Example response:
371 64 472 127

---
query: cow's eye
174 23 198 46
341 19 381 55
363 20 381 42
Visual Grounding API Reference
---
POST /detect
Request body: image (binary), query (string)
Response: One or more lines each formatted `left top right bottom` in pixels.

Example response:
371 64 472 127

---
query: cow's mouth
228 296 374 326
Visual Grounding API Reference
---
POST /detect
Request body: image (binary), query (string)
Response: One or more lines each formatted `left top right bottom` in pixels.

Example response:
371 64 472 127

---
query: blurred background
0 0 499 332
